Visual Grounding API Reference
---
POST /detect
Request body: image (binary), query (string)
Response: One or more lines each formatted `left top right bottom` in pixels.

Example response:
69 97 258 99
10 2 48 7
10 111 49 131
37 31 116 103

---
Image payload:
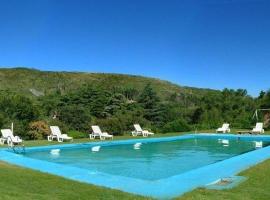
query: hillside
1 67 268 139
0 67 218 99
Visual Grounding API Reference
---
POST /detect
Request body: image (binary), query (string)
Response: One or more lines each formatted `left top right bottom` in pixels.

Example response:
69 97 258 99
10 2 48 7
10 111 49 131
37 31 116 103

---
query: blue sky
0 0 269 96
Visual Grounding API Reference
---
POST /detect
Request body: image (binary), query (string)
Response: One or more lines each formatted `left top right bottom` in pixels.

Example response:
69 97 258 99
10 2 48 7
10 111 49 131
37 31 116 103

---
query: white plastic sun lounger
251 122 264 134
216 123 230 133
48 126 73 142
132 124 154 137
0 129 23 146
90 125 113 140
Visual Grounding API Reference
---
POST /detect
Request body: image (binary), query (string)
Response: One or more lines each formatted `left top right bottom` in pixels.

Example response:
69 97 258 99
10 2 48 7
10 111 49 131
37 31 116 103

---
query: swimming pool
23 137 270 181
1 134 270 198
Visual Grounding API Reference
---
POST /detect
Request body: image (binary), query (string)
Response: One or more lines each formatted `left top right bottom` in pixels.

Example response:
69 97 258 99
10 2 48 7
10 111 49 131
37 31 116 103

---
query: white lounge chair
48 126 73 142
132 124 154 137
90 126 113 140
251 122 264 134
216 123 230 133
0 129 23 146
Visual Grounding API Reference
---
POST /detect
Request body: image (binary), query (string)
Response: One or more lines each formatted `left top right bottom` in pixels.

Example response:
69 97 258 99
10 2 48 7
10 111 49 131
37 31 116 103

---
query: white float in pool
222 139 229 144
50 149 60 155
221 139 229 147
92 146 101 152
134 142 142 150
255 141 262 148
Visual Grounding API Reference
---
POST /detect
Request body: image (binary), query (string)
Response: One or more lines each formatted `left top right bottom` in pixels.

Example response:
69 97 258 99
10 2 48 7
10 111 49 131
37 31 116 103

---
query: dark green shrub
12 120 29 139
95 117 124 136
0 113 5 129
162 119 191 133
58 105 91 132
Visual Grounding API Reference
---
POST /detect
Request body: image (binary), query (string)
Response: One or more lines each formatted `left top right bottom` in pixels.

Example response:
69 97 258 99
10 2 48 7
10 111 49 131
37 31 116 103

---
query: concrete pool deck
1 133 270 199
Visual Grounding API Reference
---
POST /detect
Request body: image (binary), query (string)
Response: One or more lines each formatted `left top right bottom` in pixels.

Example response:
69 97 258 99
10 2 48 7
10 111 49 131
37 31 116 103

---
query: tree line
0 84 269 140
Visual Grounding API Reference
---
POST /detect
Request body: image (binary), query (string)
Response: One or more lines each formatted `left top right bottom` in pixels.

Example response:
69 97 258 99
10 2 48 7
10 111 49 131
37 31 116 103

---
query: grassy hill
0 67 219 99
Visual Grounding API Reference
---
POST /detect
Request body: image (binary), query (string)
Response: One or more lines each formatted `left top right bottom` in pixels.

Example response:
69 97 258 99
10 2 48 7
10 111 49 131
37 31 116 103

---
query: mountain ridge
0 67 221 99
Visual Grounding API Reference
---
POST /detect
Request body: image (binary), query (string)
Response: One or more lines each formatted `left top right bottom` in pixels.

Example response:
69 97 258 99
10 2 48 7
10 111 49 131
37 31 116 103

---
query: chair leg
132 132 137 136
47 136 52 141
57 137 63 142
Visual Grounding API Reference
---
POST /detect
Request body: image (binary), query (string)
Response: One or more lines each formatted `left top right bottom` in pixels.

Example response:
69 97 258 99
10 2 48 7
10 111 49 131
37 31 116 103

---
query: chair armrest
14 136 22 140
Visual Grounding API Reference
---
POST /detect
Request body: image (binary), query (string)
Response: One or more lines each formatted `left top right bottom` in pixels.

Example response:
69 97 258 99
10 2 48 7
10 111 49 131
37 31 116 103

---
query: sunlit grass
176 159 270 200
0 161 149 200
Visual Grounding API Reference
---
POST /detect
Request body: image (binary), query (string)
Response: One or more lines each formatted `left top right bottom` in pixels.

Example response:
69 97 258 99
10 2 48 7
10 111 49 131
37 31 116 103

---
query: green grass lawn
177 159 270 200
1 131 270 199
0 161 149 200
1 158 270 200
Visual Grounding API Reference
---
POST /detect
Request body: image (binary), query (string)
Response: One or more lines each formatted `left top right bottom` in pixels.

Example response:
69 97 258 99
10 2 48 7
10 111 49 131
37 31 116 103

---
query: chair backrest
255 122 263 130
92 126 102 134
1 129 13 139
222 123 230 129
50 126 62 136
134 124 142 132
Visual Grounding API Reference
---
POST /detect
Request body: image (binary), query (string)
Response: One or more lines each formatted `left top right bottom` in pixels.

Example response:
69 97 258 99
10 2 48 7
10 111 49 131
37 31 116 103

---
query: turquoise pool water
24 138 270 180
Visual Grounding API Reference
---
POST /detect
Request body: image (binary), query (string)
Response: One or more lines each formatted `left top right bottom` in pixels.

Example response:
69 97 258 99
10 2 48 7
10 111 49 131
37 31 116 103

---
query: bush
28 121 50 140
95 117 125 136
192 123 210 131
147 125 160 133
162 119 191 133
68 130 88 139
58 105 91 132
12 120 29 139
0 113 5 129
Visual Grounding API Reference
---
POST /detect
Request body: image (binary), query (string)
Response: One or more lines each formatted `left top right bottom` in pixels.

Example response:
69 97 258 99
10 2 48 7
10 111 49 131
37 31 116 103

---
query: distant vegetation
0 67 269 139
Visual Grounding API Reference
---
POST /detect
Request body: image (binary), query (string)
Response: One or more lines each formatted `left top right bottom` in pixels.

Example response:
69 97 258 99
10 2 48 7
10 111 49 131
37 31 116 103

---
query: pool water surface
24 137 270 180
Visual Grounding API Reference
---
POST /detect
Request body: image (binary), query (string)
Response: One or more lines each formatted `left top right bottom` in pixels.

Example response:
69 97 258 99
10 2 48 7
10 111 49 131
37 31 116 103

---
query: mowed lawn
1 159 270 200
0 161 148 200
1 131 270 200
178 159 270 200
